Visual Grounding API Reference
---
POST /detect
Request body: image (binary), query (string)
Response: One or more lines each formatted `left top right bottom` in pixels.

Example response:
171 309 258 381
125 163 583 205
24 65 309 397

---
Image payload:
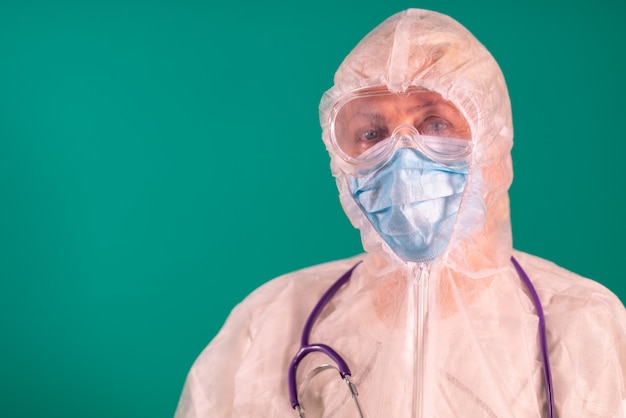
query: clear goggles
328 87 473 176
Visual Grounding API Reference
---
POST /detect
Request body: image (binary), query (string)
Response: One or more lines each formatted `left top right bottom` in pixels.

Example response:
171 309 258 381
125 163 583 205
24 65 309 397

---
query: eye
419 117 453 136
362 130 380 141
357 127 389 142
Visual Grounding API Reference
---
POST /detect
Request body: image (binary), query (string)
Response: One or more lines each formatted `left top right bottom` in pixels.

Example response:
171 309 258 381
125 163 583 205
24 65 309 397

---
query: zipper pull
412 262 427 285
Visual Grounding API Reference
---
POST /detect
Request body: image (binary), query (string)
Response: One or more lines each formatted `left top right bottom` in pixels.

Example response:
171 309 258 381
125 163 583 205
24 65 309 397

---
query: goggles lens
330 88 472 174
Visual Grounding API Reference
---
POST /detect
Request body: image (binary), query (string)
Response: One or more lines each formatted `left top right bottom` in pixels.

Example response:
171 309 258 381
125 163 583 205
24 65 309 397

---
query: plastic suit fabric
175 9 626 417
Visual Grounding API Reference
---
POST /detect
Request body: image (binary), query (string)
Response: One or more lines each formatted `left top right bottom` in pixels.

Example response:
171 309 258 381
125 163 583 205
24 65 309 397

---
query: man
176 9 626 417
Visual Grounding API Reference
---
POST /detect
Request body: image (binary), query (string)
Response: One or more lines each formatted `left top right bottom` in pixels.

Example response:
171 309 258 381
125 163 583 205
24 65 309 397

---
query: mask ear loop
511 256 555 418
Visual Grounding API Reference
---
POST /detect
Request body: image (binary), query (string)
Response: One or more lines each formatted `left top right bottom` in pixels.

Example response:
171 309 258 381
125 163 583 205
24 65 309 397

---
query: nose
391 123 420 147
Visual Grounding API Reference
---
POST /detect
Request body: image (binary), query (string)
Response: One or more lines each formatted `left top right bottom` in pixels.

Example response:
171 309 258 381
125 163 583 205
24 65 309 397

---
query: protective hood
320 9 514 278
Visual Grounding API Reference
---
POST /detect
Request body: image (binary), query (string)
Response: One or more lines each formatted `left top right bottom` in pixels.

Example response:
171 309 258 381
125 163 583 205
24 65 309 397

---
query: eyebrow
408 101 438 113
353 110 387 124
354 101 439 119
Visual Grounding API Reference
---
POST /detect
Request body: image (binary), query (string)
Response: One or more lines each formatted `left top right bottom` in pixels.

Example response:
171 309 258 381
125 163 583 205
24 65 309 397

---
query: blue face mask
349 148 468 263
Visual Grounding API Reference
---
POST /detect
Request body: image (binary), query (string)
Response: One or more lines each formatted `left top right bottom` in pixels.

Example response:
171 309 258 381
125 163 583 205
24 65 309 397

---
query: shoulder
512 250 626 415
512 250 626 339
512 250 626 366
174 255 365 417
231 254 365 319
206 254 365 352
512 250 626 371
512 249 625 317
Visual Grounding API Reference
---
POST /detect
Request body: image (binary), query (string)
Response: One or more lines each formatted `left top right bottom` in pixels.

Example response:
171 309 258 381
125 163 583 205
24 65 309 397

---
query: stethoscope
287 256 555 418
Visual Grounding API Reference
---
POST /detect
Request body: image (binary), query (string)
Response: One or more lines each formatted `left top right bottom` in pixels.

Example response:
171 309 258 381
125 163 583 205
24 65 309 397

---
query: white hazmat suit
175 9 626 417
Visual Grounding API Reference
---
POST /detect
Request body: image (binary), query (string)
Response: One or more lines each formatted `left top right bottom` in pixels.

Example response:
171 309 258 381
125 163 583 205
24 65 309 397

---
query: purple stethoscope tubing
287 256 555 418
511 256 555 418
287 262 361 409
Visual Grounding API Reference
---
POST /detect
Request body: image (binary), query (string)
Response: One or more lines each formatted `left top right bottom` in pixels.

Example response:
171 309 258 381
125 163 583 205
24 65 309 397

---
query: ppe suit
175 9 626 417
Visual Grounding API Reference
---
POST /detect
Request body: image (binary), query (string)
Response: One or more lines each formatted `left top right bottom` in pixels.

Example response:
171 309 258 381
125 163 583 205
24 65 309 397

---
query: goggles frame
328 86 473 176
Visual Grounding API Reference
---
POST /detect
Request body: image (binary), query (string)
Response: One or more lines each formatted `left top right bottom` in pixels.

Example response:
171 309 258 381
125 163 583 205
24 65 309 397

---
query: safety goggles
328 87 473 176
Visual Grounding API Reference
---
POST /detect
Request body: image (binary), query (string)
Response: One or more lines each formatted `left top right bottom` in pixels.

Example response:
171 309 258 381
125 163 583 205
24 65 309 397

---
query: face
333 88 471 158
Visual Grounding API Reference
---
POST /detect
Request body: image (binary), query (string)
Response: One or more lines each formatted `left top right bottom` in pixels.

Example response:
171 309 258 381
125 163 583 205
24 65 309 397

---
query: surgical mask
349 148 468 263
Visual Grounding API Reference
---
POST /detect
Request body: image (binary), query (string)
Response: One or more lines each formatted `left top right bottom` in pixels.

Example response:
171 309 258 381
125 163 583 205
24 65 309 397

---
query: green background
1 0 624 416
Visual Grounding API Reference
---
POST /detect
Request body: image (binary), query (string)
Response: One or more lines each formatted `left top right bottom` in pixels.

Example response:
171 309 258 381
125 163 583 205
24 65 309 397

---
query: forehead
336 87 464 120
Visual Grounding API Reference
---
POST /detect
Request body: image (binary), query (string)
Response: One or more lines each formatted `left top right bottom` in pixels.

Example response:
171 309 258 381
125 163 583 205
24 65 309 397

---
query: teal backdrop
1 0 624 417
